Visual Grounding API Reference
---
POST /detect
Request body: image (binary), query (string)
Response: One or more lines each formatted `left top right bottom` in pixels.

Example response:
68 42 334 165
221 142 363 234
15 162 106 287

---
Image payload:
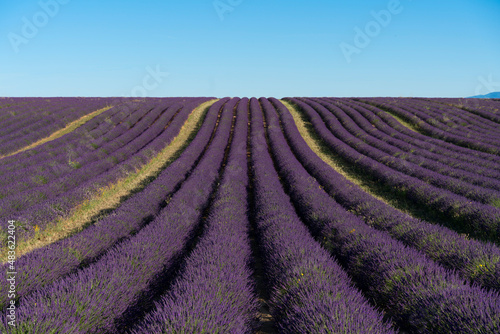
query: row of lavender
288 98 500 243
431 97 500 122
1 97 499 332
311 98 500 203
1 98 396 333
264 98 500 332
0 98 212 241
0 97 236 333
360 97 500 155
0 97 114 156
381 98 500 146
275 99 500 290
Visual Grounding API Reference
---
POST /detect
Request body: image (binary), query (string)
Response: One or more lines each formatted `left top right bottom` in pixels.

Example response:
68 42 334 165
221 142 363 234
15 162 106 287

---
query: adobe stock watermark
6 220 17 327
126 65 169 98
108 65 169 112
475 74 500 96
7 0 70 54
213 0 243 21
340 0 410 64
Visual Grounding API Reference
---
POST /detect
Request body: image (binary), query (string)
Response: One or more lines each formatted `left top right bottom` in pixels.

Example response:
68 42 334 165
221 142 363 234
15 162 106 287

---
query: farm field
1 96 500 333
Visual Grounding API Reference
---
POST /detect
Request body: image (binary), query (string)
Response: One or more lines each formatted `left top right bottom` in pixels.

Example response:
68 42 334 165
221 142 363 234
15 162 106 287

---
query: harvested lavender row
261 98 500 333
300 98 500 206
131 98 259 334
250 98 394 333
360 98 500 155
315 98 500 192
335 98 500 179
351 99 500 169
271 97 500 290
0 98 237 333
287 98 500 243
0 99 226 310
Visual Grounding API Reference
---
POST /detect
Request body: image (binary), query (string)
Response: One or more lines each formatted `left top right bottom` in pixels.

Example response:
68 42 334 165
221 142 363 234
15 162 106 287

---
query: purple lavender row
131 98 259 334
0 100 94 144
0 100 137 170
350 98 500 170
1 100 209 240
430 98 500 123
262 98 500 333
0 98 93 134
0 98 227 310
0 98 113 154
0 101 163 199
360 98 500 155
389 98 500 139
0 99 113 155
0 98 106 141
395 98 500 145
0 99 188 171
335 98 500 179
0 98 236 333
0 100 177 196
271 97 500 290
287 98 500 243
251 98 394 333
0 99 165 179
0 102 173 224
409 98 500 134
299 97 500 206
313 98 500 195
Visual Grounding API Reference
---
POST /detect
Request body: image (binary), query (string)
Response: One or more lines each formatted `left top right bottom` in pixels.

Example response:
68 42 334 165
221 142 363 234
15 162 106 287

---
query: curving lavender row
0 100 138 171
0 99 176 184
360 98 500 155
430 97 500 123
0 99 198 172
0 98 114 156
0 98 227 310
408 98 500 135
131 98 259 334
0 99 215 239
286 98 500 243
0 101 164 197
0 98 237 333
250 98 395 333
271 98 500 291
261 98 500 333
350 98 500 170
334 98 500 179
300 98 500 206
387 98 500 140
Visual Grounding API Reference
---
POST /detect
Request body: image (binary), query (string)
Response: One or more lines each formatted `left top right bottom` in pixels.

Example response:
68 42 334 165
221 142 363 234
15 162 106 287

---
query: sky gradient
1 0 499 98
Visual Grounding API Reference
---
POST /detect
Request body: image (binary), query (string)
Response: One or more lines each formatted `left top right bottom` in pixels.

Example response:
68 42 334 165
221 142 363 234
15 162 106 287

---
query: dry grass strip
0 99 218 262
281 99 426 216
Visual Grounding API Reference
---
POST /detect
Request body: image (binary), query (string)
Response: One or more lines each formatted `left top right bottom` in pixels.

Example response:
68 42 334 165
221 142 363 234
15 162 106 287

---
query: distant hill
468 92 500 99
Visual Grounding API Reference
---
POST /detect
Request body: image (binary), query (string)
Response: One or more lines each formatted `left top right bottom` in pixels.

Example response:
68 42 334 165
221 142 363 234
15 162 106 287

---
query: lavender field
1 97 500 333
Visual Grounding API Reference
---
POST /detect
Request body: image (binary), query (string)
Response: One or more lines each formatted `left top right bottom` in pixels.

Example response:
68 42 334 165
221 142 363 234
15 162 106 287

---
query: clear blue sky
1 0 499 98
